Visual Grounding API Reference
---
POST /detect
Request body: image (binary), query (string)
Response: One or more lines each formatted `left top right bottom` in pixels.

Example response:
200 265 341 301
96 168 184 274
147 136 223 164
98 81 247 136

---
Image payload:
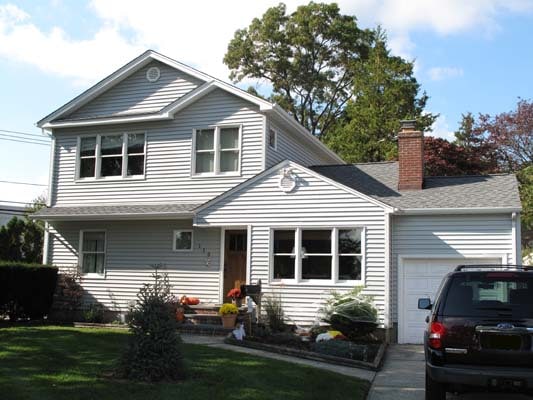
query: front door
223 230 247 303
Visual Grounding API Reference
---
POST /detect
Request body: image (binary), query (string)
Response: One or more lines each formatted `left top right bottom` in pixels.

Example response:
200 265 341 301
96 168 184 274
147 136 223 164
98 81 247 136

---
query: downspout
383 210 392 339
512 212 522 264
42 128 55 265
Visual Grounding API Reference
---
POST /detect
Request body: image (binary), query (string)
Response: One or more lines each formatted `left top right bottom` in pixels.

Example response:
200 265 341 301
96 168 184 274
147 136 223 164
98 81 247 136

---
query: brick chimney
398 120 424 190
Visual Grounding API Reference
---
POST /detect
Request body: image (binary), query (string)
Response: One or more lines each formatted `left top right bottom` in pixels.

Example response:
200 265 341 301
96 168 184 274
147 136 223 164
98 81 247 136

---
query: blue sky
1 0 533 203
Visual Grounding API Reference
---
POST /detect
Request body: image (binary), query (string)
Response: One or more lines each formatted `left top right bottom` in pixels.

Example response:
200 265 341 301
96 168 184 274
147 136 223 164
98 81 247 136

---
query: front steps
177 303 251 336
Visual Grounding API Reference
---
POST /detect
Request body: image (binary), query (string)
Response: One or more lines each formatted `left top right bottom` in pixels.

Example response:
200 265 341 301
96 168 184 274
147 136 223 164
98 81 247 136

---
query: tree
120 268 184 382
322 28 437 162
517 166 533 233
0 196 46 263
224 2 373 136
478 99 533 171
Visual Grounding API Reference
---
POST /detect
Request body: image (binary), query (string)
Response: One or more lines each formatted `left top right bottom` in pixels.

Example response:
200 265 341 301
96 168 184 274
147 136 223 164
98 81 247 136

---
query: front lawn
0 326 369 400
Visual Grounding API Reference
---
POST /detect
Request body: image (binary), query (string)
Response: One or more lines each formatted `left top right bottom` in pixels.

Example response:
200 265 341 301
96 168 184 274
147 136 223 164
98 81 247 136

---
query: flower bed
224 334 386 371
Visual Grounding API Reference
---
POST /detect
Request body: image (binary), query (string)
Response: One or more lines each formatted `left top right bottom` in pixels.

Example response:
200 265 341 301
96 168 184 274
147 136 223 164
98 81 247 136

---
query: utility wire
0 132 49 144
0 180 47 187
0 200 46 205
0 136 50 146
0 128 50 139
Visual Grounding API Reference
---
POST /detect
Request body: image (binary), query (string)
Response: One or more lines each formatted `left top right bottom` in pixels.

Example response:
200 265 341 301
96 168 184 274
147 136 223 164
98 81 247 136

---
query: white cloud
1 0 532 87
428 67 464 81
430 114 455 141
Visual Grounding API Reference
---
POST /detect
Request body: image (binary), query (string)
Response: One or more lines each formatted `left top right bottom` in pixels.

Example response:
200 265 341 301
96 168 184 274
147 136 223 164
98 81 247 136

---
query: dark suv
418 265 533 399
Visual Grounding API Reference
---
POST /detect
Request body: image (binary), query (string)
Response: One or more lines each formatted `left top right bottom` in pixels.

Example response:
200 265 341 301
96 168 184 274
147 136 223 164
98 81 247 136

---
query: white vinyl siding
391 213 515 324
265 119 334 167
47 220 221 310
196 166 387 326
65 61 203 120
51 89 264 205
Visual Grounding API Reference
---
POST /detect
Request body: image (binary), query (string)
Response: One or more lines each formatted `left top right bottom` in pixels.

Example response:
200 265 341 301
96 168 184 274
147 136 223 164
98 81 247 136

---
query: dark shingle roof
34 203 201 219
311 162 522 210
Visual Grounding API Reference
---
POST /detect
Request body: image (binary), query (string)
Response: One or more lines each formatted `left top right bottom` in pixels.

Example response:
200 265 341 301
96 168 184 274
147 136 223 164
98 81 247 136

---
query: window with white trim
77 133 145 179
80 231 106 275
271 227 364 282
268 128 277 149
173 230 193 251
193 126 240 175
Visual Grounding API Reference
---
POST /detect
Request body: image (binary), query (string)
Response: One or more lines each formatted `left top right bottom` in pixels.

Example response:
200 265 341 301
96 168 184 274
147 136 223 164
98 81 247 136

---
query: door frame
219 225 251 303
396 253 507 344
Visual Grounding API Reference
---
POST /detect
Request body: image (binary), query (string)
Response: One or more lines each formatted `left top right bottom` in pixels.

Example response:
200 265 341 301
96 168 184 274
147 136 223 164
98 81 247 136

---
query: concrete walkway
181 334 376 382
368 345 532 400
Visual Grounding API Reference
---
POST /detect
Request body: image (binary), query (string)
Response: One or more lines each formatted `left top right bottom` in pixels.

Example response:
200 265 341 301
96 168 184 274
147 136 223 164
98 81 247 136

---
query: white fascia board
397 207 522 215
41 113 170 129
269 105 345 164
32 212 195 221
194 160 394 215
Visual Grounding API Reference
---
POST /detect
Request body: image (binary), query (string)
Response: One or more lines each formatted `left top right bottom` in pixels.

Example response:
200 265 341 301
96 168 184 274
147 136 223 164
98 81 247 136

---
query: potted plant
219 303 239 328
227 288 243 307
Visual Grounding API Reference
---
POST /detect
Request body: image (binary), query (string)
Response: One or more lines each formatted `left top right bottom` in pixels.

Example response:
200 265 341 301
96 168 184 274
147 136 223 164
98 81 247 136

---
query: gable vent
146 66 161 82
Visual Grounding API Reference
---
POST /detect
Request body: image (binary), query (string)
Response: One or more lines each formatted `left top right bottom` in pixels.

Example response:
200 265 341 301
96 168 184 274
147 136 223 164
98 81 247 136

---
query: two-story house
35 50 522 343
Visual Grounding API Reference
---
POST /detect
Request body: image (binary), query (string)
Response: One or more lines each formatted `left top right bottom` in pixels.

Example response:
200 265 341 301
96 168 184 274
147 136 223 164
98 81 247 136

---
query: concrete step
184 313 221 325
177 322 233 336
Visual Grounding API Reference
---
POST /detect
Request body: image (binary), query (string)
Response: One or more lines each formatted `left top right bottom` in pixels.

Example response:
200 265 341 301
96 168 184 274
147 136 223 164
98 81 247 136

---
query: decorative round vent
146 66 160 82
279 168 296 193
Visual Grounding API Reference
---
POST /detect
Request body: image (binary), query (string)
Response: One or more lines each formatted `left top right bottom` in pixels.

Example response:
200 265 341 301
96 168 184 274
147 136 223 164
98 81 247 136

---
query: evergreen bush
120 269 184 381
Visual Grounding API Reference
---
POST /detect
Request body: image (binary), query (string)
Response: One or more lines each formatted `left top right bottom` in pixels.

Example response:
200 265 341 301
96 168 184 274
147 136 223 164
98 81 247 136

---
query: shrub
311 340 377 362
120 269 184 382
263 293 286 332
53 269 84 317
83 302 105 323
0 262 58 320
320 287 378 340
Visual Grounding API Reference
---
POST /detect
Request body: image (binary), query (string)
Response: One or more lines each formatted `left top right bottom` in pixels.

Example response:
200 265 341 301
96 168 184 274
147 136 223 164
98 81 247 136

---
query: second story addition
37 50 343 207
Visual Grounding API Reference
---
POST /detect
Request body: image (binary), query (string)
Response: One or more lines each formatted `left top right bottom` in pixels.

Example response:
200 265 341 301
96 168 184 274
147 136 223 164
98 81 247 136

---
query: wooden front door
223 230 247 303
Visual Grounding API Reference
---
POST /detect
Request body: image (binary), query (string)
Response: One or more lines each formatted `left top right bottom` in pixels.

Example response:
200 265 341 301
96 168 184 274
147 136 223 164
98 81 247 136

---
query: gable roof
311 162 522 213
194 160 394 215
36 50 344 163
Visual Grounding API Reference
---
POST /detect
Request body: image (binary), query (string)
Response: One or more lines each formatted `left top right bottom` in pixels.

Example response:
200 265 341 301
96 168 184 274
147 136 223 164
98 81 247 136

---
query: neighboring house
0 204 25 226
34 50 522 343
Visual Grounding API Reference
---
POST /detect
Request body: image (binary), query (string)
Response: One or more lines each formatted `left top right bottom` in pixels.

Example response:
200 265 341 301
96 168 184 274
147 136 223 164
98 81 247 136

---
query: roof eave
32 211 195 221
396 207 522 215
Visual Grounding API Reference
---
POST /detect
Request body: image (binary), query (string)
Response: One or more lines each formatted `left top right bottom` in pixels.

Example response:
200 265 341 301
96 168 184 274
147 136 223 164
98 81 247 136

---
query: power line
0 132 50 144
0 180 47 187
0 136 50 146
0 128 50 139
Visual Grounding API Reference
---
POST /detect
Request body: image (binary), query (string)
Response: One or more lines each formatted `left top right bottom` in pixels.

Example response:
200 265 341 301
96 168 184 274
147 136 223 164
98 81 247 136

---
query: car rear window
442 273 533 318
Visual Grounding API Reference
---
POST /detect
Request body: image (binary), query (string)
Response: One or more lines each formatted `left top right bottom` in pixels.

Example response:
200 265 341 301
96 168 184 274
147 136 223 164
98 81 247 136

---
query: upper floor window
192 126 241 176
271 227 364 283
77 133 146 179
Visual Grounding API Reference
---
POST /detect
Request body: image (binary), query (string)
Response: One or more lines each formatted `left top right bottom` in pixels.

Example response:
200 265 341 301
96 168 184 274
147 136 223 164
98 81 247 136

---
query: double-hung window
77 133 145 179
79 230 106 275
271 227 364 283
193 126 241 175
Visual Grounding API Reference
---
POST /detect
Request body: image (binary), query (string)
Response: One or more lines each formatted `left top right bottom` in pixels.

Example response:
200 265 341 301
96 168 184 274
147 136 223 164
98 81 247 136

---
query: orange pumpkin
187 297 200 305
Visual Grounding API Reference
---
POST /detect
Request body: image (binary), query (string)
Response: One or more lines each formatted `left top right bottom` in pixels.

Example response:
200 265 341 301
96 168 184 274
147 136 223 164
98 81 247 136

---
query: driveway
368 345 532 400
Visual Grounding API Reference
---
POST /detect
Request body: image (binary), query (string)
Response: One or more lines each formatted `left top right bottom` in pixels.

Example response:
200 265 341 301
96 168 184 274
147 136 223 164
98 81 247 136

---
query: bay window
271 227 364 283
77 132 146 179
193 126 241 175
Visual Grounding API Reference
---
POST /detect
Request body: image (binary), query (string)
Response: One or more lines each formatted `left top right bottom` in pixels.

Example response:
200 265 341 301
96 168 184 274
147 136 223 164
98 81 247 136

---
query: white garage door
398 257 501 344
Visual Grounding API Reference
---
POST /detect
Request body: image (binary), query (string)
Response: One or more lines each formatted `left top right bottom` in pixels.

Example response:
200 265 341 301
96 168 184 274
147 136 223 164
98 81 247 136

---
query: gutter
395 207 522 215
31 212 195 222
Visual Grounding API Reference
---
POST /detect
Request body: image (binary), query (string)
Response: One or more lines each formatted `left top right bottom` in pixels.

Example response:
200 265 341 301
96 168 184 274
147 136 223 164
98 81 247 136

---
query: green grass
0 326 369 400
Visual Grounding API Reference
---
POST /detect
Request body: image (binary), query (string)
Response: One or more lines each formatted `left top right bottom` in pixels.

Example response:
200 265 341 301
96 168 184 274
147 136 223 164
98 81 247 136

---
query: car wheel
425 369 446 400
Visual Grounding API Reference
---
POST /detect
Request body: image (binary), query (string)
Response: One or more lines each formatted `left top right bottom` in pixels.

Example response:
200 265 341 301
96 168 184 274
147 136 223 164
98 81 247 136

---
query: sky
1 0 533 204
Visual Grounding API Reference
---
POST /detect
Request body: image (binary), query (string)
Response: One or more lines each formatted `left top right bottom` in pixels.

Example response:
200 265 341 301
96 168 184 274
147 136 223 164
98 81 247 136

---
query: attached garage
397 257 504 344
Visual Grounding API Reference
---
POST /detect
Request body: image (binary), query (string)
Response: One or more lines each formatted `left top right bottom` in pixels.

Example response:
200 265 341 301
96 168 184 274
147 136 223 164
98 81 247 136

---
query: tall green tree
0 196 46 263
224 2 373 136
322 28 437 162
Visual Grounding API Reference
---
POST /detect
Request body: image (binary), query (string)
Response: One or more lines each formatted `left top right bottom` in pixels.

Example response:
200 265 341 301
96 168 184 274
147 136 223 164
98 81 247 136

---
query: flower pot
221 314 237 329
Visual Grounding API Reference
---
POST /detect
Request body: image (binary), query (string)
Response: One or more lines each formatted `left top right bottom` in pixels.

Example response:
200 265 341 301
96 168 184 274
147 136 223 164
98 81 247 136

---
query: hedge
0 262 58 320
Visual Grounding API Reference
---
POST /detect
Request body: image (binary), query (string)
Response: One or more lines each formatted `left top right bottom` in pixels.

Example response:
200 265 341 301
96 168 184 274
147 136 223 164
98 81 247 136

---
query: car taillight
429 321 446 349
